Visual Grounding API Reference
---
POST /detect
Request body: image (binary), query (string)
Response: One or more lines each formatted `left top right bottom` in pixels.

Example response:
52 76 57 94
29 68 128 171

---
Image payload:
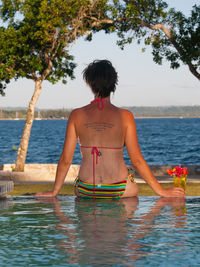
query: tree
0 0 113 171
112 0 200 80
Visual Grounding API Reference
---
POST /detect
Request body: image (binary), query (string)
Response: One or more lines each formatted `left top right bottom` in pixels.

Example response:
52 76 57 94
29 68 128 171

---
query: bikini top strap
90 98 105 110
80 145 123 165
80 145 123 150
91 147 100 164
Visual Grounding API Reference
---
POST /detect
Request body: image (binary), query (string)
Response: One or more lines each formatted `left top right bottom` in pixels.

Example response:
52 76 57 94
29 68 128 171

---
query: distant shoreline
1 106 200 119
134 116 200 119
0 116 200 120
0 118 68 120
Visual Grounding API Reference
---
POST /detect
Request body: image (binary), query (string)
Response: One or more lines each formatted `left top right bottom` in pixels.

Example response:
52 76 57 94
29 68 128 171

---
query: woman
35 60 185 198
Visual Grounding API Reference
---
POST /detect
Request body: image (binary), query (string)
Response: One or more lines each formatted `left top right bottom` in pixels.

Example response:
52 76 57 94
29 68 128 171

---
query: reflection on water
0 197 13 210
0 196 200 266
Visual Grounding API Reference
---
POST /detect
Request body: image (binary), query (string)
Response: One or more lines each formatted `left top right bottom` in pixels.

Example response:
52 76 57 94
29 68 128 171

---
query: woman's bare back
74 100 128 184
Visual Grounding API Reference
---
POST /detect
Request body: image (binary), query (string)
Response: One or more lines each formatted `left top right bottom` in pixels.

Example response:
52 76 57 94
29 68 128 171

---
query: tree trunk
15 79 42 172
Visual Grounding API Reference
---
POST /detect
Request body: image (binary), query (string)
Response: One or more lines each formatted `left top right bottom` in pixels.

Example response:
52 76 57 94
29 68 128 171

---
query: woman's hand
34 191 57 198
159 187 185 198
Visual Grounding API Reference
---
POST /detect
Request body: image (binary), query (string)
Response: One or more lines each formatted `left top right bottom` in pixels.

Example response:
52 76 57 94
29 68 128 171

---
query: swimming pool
0 196 200 266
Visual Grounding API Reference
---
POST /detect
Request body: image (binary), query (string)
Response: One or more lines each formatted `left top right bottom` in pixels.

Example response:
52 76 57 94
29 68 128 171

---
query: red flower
166 166 188 177
182 167 188 176
166 168 173 176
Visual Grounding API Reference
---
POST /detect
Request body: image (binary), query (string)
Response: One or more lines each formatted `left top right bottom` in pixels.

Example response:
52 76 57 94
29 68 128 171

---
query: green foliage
1 0 199 94
112 0 200 79
151 5 200 71
114 0 168 46
13 145 17 151
0 0 113 95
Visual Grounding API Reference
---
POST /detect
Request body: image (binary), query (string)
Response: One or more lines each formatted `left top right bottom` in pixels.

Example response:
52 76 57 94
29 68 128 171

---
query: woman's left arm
35 110 78 197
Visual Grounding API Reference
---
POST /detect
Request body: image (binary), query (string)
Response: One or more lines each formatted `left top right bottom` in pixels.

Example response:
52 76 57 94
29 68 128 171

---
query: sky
0 0 199 109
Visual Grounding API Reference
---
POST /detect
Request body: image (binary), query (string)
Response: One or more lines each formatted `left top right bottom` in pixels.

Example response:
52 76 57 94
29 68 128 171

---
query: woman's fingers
161 187 185 197
34 191 56 198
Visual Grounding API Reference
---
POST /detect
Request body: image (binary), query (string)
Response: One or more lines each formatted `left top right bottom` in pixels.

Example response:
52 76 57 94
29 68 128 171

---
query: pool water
0 196 200 266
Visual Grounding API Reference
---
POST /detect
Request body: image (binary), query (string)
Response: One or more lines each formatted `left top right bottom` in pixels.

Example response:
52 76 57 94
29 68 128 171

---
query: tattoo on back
100 176 103 183
84 122 114 132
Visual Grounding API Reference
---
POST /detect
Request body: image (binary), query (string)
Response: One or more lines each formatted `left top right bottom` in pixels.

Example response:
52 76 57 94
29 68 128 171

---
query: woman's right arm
124 110 185 198
35 110 78 198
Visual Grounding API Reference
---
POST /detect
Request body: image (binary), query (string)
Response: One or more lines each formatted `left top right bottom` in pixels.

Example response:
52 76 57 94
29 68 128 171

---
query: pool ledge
0 180 14 197
0 164 200 184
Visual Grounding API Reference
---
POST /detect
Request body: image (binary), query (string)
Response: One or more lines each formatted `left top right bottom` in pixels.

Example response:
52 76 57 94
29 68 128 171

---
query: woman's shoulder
117 108 136 129
119 108 135 119
68 108 81 121
68 105 90 120
69 105 135 122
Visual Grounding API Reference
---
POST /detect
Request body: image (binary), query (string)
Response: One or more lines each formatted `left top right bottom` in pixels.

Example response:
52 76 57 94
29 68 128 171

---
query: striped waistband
74 170 135 199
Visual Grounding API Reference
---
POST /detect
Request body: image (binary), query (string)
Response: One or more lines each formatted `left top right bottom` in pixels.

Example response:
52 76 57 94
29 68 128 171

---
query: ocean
0 118 199 166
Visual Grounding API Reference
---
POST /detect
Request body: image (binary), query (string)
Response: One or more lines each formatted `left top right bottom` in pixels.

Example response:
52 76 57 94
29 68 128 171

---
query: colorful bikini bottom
74 168 136 199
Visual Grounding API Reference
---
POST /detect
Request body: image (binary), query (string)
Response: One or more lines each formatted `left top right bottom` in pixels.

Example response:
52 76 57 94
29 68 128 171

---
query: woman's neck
94 96 110 102
91 96 110 110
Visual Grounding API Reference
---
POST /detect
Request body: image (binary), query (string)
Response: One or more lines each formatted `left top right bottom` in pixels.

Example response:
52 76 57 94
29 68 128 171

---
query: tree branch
41 60 53 81
138 19 200 80
91 19 113 27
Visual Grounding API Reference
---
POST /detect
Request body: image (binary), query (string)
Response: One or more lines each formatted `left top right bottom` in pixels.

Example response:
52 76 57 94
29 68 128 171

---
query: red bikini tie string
91 147 100 199
90 98 104 110
80 145 123 200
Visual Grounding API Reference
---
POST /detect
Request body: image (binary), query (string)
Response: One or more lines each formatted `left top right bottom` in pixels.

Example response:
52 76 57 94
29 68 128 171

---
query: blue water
0 196 200 266
0 118 200 165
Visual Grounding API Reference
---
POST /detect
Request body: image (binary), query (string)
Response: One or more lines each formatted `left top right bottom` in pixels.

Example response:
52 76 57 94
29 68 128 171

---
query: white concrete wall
0 164 200 184
0 164 80 184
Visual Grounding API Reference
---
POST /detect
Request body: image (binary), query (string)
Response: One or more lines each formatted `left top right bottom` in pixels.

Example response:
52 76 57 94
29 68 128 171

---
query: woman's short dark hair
83 60 118 98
